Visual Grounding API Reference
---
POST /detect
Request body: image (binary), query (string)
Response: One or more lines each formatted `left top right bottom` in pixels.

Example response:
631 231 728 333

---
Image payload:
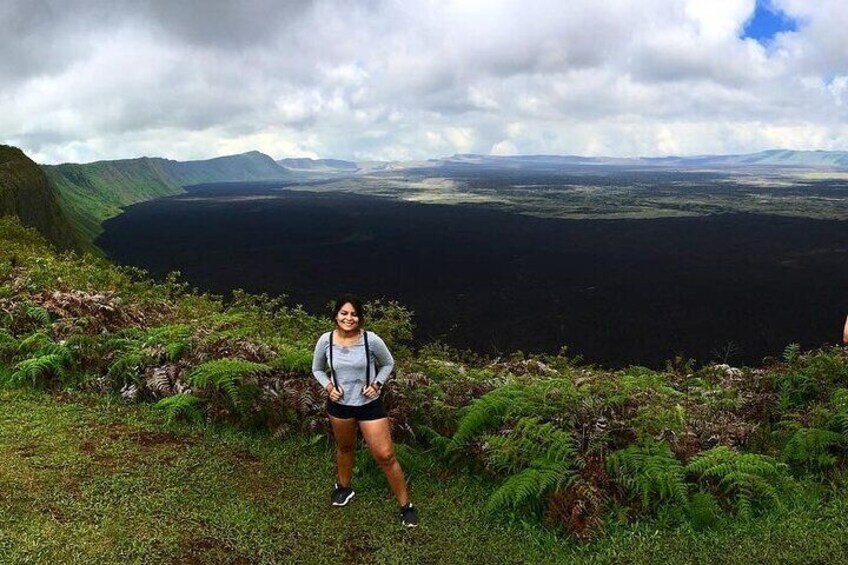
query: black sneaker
331 483 355 506
400 503 419 528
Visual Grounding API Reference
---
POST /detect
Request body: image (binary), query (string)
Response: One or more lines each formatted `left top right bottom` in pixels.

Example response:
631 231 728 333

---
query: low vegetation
3 214 848 560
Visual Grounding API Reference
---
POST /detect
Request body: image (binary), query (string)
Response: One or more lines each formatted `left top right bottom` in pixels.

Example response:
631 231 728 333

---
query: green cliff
43 150 292 243
0 145 83 251
44 157 183 243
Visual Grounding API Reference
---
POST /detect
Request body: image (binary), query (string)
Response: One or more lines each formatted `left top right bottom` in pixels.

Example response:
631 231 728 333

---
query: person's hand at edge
326 382 344 402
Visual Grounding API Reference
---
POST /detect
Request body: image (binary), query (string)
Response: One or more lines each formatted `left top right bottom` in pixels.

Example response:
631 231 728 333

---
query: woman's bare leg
359 418 409 506
329 415 357 487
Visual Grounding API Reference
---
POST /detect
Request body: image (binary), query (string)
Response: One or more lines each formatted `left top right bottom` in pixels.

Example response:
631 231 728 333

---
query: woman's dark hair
331 294 366 326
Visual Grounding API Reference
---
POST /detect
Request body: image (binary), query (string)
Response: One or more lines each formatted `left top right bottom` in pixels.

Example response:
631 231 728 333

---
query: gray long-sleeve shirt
312 330 394 406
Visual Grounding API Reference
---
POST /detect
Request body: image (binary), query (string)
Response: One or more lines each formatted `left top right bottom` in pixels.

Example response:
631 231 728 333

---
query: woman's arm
312 333 332 389
369 332 395 386
843 315 848 344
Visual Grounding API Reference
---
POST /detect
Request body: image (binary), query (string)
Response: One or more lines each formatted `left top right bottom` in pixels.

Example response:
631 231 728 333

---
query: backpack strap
328 331 338 390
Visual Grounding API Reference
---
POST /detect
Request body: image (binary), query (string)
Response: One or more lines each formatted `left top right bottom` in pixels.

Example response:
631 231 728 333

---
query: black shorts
327 397 387 421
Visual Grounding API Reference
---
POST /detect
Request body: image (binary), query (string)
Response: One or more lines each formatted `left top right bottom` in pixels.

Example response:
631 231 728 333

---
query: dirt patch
130 430 193 447
43 504 68 524
102 423 195 448
175 537 251 565
15 444 37 458
105 422 133 441
79 440 96 454
344 533 378 564
231 448 260 463
53 391 99 407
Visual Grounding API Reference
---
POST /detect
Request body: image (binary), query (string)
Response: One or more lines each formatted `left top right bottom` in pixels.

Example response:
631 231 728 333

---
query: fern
482 417 578 515
9 353 68 387
165 340 189 362
829 389 848 441
686 446 788 518
783 343 801 365
0 328 18 361
17 331 55 355
25 304 51 327
687 490 723 531
272 345 313 373
186 358 270 408
452 379 578 446
783 427 843 470
107 350 149 383
487 463 566 514
154 393 204 424
607 439 688 512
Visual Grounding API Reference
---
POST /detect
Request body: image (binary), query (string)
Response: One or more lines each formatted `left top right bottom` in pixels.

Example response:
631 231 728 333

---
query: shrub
607 439 688 513
185 358 270 412
686 446 788 518
783 427 843 471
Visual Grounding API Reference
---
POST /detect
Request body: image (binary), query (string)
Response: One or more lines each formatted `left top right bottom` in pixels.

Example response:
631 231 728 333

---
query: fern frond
272 345 313 373
10 353 67 387
783 343 801 365
154 393 204 424
25 304 51 326
452 379 578 446
783 427 842 470
482 417 576 476
487 462 565 514
186 358 270 408
452 384 525 445
17 331 54 354
107 350 149 383
687 446 787 515
607 439 687 511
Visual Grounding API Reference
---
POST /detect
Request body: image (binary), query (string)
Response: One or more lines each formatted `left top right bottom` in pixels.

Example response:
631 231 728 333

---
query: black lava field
97 182 848 368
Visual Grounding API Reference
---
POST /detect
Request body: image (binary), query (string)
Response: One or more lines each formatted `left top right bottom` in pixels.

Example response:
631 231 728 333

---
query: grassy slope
0 145 83 251
42 150 292 244
43 158 183 243
2 389 848 564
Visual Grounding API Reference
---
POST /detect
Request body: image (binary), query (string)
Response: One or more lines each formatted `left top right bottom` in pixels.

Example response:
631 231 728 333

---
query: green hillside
0 145 83 251
42 150 292 244
161 150 292 185
44 157 182 243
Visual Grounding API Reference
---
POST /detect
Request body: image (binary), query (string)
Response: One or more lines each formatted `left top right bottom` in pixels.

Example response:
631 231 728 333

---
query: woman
312 295 418 528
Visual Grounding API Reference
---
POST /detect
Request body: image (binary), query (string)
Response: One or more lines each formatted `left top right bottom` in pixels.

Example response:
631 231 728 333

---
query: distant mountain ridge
276 157 358 172
436 149 848 169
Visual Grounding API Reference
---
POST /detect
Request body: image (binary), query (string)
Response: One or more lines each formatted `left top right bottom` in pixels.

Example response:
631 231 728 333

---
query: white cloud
491 139 519 155
2 0 848 162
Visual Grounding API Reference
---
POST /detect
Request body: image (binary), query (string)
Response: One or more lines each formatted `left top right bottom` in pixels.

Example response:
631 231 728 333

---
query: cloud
1 0 848 162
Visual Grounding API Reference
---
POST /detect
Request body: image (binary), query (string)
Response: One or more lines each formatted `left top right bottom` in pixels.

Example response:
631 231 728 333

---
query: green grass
3 389 848 564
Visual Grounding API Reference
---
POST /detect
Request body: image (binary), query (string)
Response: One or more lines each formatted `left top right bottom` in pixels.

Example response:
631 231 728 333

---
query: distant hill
43 151 292 243
0 145 83 251
165 150 293 185
438 150 848 170
276 157 358 172
644 149 848 168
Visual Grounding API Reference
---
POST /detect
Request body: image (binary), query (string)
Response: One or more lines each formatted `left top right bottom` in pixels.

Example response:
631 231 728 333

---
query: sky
2 0 847 164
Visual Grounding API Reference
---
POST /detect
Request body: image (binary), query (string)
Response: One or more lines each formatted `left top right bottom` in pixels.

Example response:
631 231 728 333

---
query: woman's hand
362 382 382 399
326 383 344 402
